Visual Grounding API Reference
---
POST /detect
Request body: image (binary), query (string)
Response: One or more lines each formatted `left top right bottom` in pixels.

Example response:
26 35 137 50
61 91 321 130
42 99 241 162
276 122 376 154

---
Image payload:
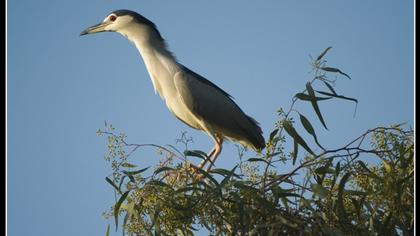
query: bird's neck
119 25 180 97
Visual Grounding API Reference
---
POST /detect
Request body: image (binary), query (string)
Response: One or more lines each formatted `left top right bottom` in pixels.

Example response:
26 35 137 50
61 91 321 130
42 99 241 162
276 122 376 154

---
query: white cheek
104 22 121 32
104 24 113 31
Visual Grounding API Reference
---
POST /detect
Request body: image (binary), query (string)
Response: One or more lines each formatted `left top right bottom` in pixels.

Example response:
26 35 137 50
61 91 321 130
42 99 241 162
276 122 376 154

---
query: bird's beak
80 22 111 36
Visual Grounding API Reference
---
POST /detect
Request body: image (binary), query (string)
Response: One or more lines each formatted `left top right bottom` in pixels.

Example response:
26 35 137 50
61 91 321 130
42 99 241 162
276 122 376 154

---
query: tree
98 48 414 236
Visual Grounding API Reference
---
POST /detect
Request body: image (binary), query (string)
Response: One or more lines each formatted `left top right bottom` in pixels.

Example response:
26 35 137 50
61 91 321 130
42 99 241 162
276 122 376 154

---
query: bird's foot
186 163 206 181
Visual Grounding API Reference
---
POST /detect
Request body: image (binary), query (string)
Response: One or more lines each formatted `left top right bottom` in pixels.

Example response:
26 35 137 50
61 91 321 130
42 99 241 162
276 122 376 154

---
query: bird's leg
205 138 223 172
197 147 215 169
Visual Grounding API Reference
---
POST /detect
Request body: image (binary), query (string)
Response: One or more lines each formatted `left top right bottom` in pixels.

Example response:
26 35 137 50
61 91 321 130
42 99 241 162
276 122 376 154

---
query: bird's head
80 9 159 38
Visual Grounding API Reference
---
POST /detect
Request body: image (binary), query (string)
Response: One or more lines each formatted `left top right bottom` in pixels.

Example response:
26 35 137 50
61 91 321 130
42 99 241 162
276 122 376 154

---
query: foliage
98 48 414 236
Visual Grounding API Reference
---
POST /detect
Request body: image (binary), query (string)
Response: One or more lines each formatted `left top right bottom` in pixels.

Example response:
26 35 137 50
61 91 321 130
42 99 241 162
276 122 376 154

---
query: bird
80 10 265 171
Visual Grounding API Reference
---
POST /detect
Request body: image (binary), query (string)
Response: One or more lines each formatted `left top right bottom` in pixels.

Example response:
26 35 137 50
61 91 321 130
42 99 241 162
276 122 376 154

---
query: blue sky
7 1 413 235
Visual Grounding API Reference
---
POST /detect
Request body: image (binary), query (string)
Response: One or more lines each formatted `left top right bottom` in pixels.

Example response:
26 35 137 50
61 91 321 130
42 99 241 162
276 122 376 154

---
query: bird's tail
245 116 266 150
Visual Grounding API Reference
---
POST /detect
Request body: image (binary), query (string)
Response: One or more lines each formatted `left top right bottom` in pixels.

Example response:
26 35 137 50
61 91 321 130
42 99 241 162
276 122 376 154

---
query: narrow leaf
311 183 329 198
344 190 367 196
269 128 279 141
316 91 358 104
316 46 332 61
147 180 174 189
383 161 392 173
154 166 175 175
337 173 351 222
306 83 328 129
283 120 314 155
210 167 240 178
121 162 137 168
125 174 135 183
105 224 110 236
299 114 315 135
271 185 301 198
105 177 122 194
118 176 126 192
315 166 335 175
122 214 129 236
174 186 204 194
358 161 380 179
122 167 149 176
292 139 298 165
320 67 351 79
114 191 130 231
247 157 275 167
184 150 208 160
323 81 337 95
219 166 239 188
335 161 341 176
295 93 332 101
234 182 263 196
299 113 325 150
329 161 341 191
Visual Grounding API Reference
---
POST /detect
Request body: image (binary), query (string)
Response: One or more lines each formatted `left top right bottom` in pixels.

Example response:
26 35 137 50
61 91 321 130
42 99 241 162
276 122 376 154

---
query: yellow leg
206 137 223 172
197 147 215 169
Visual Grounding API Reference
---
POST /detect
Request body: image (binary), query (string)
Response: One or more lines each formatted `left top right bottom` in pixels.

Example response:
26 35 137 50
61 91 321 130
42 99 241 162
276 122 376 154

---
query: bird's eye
109 15 117 22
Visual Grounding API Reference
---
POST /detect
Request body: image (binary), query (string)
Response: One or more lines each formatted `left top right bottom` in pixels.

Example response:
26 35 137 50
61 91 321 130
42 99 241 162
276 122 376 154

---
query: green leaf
219 166 239 189
299 198 314 210
295 93 332 101
105 177 122 194
118 176 126 191
105 224 110 236
316 91 358 104
122 214 129 236
292 139 298 165
337 173 351 222
271 185 301 198
121 201 136 219
316 46 332 61
315 166 335 175
383 161 392 173
311 183 329 198
125 174 135 183
174 186 204 194
184 150 208 160
114 191 130 231
151 209 162 236
357 160 370 172
121 162 137 168
234 181 261 194
122 167 149 176
210 166 240 178
283 120 315 155
269 128 279 141
357 161 380 179
323 81 337 95
247 157 275 167
335 161 341 176
276 215 299 228
330 161 341 190
344 190 367 196
154 166 175 175
299 113 325 150
306 82 328 130
320 67 351 79
189 225 199 232
155 218 162 236
299 114 315 135
147 180 174 189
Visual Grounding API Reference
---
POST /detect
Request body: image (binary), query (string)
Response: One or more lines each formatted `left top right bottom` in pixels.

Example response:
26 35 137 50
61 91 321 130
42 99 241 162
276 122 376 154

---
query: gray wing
174 67 265 150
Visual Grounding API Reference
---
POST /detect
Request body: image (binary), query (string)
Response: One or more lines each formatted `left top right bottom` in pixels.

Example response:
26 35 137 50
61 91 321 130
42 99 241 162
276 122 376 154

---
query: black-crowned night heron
81 10 265 171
